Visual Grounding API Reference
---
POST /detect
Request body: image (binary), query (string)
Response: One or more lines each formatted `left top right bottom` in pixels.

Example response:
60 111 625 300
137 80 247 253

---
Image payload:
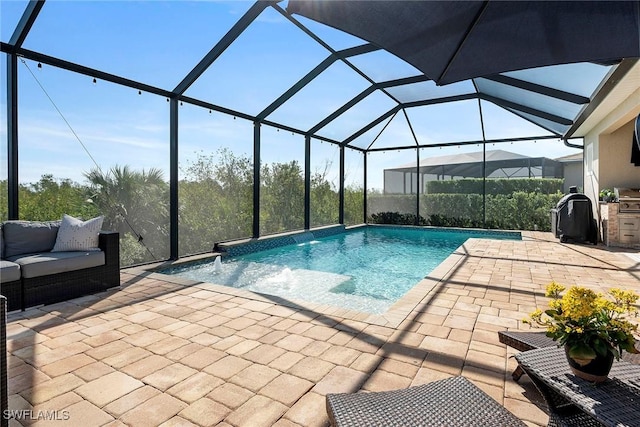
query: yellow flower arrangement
524 282 639 364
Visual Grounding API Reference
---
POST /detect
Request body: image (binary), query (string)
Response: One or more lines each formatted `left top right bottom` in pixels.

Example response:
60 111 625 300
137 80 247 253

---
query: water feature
213 255 222 273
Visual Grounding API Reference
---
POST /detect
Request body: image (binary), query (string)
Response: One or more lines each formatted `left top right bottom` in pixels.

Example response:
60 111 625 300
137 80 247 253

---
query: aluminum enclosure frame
3 0 636 261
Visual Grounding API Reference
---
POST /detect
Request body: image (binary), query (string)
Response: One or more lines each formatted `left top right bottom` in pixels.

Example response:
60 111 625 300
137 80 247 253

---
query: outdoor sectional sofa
0 219 120 312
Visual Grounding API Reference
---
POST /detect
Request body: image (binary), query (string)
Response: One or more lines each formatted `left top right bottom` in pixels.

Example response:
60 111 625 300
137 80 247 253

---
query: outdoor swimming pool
162 226 521 314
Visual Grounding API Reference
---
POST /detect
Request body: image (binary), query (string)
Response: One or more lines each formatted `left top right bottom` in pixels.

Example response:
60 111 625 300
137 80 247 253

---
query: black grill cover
551 193 598 244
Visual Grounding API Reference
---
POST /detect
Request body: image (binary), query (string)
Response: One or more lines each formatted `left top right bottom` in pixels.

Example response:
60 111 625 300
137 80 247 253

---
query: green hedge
421 193 483 223
368 212 428 226
367 191 564 231
484 192 563 231
426 178 563 195
367 194 417 214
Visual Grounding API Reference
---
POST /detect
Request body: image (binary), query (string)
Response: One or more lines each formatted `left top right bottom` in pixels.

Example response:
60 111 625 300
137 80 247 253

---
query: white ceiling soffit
574 60 640 137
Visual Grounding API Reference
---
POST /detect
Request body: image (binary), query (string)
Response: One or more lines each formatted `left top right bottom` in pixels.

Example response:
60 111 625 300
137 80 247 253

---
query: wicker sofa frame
1 296 7 427
1 279 21 312
2 231 120 311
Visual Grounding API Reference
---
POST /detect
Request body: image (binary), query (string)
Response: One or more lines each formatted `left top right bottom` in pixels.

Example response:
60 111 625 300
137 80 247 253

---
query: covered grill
551 192 598 244
615 188 640 213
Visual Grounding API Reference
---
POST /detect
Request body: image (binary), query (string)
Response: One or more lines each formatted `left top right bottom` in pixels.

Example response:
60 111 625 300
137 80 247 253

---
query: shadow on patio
4 234 640 426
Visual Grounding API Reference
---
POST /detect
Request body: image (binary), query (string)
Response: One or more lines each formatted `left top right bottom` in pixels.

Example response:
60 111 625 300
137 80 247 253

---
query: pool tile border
219 225 346 257
217 224 520 257
368 224 522 240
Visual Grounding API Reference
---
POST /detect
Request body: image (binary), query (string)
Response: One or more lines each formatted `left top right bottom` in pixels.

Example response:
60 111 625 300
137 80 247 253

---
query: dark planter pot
565 345 614 383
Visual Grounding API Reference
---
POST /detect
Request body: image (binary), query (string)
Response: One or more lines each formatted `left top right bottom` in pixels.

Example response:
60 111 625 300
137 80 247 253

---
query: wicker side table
498 330 556 381
515 347 640 427
498 330 556 352
326 376 526 427
499 330 639 382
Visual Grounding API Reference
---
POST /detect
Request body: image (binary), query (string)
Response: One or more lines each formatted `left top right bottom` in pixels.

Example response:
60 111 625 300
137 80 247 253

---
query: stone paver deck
5 231 640 426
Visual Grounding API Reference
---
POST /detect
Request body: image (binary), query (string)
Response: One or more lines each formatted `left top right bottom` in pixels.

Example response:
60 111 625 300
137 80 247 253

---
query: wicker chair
326 376 526 427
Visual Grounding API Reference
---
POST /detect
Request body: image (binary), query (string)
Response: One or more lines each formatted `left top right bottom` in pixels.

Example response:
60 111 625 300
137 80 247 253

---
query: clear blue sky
1 0 582 190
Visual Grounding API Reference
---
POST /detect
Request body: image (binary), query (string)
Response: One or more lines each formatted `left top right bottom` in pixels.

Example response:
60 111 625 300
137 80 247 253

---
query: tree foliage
311 161 339 227
344 184 365 226
260 160 305 234
178 149 346 255
0 175 98 221
179 149 253 256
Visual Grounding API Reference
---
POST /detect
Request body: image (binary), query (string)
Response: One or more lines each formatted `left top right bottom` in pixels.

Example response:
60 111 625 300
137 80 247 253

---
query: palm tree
84 165 169 263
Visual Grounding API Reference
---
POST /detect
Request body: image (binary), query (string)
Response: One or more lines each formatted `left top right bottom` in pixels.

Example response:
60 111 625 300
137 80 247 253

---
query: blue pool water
163 227 520 314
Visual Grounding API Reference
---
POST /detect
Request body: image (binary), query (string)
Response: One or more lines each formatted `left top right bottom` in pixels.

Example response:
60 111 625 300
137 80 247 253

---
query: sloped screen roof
2 0 638 152
287 1 640 85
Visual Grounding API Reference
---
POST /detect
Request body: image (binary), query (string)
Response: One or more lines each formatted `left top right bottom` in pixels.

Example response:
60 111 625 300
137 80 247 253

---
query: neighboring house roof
391 149 553 170
554 152 583 163
387 149 562 179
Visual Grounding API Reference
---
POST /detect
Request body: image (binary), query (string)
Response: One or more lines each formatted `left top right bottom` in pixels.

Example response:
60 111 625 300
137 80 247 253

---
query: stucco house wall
562 161 583 193
599 121 640 190
582 77 640 239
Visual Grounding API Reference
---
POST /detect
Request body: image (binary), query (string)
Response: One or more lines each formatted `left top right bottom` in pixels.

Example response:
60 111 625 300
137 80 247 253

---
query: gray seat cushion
0 259 21 283
3 220 60 258
8 251 105 279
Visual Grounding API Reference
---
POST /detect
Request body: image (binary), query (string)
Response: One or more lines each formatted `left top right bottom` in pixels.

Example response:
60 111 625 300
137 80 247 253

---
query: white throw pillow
51 214 104 252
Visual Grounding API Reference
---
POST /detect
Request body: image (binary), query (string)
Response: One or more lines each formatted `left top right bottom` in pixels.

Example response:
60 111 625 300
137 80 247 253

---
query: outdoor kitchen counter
600 202 640 248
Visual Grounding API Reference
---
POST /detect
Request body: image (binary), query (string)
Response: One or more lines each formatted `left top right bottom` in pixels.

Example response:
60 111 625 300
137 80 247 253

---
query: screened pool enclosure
2 1 639 266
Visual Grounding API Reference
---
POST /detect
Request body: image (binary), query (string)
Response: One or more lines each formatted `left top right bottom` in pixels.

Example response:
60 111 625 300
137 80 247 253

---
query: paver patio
5 231 640 426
